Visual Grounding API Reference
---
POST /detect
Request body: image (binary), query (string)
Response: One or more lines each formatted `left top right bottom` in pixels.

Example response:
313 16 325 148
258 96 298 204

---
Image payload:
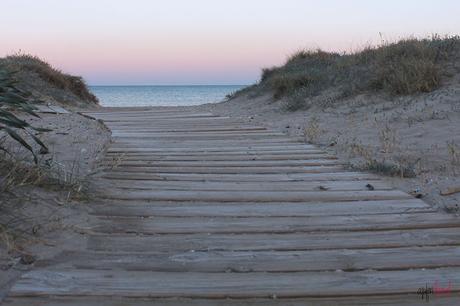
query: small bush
261 67 280 82
271 74 314 99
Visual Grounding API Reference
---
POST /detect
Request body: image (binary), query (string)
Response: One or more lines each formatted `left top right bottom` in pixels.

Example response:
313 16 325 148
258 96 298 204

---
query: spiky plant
0 69 50 163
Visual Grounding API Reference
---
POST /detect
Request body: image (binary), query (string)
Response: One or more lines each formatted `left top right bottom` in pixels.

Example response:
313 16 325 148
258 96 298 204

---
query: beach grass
230 35 460 111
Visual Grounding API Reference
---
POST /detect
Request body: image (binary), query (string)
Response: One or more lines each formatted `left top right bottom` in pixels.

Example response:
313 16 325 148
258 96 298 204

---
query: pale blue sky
1 0 459 85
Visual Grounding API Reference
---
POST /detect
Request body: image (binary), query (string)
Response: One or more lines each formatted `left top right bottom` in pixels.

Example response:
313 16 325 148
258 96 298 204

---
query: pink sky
2 0 460 85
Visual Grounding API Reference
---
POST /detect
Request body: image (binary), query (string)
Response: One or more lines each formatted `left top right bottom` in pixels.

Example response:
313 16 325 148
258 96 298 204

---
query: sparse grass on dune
229 35 460 111
0 53 98 104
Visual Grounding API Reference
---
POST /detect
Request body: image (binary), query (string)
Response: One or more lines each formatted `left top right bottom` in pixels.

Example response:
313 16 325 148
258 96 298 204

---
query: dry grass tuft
303 117 322 143
0 151 89 202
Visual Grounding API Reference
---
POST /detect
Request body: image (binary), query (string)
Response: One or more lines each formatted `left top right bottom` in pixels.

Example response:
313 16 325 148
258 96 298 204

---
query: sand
196 82 460 213
0 107 111 300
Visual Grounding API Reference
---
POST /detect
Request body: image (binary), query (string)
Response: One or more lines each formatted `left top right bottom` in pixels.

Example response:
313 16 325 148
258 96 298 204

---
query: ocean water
90 85 245 107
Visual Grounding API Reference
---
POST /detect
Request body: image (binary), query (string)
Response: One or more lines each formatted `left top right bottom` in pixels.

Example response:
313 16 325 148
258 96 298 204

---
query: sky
1 0 460 85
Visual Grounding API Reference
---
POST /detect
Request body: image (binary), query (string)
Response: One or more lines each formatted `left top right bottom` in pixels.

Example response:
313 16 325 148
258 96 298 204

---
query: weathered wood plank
5 295 460 306
92 213 460 234
90 199 432 217
102 117 233 123
107 145 319 154
95 189 411 202
95 179 389 192
111 140 305 148
100 172 381 182
106 148 325 155
106 165 345 174
86 227 460 252
110 159 342 168
110 127 269 133
103 153 335 161
9 267 460 298
38 245 460 273
111 131 286 137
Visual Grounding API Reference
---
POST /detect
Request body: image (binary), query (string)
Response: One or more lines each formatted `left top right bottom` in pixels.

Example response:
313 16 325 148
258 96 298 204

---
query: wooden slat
95 190 411 202
107 146 320 154
103 153 336 161
111 131 285 137
90 199 432 217
87 227 460 252
100 172 382 182
106 149 326 155
5 295 460 306
111 159 341 168
105 165 345 174
38 245 460 272
95 179 390 192
9 267 460 298
111 140 305 149
92 212 460 234
109 126 268 132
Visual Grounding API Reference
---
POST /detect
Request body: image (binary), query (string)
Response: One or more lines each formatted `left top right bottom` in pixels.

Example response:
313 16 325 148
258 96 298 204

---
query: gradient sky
1 0 460 85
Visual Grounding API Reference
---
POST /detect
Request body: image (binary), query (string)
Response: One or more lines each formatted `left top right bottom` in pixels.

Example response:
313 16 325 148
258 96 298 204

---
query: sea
89 85 245 107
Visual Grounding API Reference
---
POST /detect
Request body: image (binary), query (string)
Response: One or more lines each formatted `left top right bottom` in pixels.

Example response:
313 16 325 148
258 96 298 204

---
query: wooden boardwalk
4 108 460 305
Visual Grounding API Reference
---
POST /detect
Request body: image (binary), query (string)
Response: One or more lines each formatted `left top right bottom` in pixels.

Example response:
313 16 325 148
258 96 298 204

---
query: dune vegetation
230 35 460 111
0 54 99 162
0 54 98 106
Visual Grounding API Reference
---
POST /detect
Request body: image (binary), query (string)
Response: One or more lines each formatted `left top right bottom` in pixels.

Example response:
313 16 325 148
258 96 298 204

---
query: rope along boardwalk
4 108 460 305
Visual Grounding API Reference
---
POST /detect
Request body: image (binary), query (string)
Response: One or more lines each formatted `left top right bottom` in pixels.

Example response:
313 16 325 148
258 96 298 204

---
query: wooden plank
38 245 460 273
91 212 460 234
107 145 319 152
105 165 345 174
106 148 325 155
9 267 460 298
101 117 232 122
112 134 290 141
111 130 282 136
111 140 305 148
86 227 460 252
103 153 336 161
111 159 341 168
98 114 221 120
5 295 460 306
95 190 411 202
105 122 250 128
108 126 268 132
95 179 389 192
100 172 381 182
90 199 432 217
